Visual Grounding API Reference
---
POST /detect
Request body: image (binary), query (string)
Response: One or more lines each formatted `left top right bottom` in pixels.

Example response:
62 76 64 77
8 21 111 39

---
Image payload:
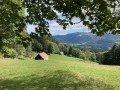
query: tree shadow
18 58 26 60
0 70 114 90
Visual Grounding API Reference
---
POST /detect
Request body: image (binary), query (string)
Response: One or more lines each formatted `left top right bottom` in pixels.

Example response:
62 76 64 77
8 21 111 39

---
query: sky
27 11 89 35
26 2 120 36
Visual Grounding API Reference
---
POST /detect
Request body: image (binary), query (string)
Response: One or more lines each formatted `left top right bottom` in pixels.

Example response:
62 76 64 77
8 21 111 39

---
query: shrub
2 47 18 58
96 52 105 63
79 52 87 60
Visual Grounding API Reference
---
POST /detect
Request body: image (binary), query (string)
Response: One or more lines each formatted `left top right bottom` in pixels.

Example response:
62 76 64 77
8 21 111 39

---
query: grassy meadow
0 54 120 90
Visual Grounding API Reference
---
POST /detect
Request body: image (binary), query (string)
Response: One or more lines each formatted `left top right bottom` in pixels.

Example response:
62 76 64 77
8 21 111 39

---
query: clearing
0 54 120 90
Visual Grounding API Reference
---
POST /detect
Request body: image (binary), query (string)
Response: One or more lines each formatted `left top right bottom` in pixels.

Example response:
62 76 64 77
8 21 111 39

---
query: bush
69 54 73 57
96 52 105 63
2 47 18 58
0 53 3 58
14 45 26 56
79 52 87 60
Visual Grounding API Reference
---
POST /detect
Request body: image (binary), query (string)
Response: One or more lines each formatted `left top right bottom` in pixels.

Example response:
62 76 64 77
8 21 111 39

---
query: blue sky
27 11 89 35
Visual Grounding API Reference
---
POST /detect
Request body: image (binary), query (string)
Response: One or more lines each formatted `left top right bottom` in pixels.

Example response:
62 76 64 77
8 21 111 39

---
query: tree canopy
0 0 120 47
24 0 120 36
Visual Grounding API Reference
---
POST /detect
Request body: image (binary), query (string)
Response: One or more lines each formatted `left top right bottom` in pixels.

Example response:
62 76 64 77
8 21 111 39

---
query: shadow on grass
0 70 114 90
18 58 26 60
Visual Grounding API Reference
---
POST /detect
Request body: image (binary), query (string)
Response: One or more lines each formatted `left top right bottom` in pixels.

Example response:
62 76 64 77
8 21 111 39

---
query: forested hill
53 32 120 50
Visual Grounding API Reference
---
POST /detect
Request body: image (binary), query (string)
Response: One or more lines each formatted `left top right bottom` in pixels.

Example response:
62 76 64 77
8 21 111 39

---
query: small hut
59 52 64 55
35 52 48 60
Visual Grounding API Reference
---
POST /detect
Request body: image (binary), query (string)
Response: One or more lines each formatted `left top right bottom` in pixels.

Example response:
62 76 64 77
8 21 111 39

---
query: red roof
38 52 48 59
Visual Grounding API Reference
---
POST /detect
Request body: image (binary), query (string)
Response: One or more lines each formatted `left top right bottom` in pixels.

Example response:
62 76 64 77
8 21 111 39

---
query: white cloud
50 23 59 27
27 15 89 35
49 22 89 35
27 22 89 35
48 17 90 35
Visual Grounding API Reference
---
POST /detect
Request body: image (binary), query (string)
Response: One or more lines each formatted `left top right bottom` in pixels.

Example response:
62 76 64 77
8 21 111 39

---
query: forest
1 31 120 65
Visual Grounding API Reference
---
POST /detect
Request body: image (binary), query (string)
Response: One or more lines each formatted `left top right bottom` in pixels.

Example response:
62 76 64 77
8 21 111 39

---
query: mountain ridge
53 32 120 50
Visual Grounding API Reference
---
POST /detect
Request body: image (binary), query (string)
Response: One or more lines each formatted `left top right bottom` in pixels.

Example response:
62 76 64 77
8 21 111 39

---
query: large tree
0 0 30 49
0 0 120 47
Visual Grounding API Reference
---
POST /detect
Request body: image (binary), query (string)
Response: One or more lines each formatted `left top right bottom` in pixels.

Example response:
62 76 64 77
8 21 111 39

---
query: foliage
79 51 87 60
23 0 120 36
14 45 26 56
0 0 30 48
53 43 60 54
48 42 55 54
96 52 105 63
25 44 32 57
100 44 120 65
85 51 97 61
32 39 43 52
90 53 96 62
2 47 18 58
1 0 120 46
0 31 98 61
31 36 97 61
59 44 69 55
0 0 120 59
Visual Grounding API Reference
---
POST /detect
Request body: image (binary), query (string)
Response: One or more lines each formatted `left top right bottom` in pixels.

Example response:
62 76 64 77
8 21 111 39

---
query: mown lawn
0 54 120 90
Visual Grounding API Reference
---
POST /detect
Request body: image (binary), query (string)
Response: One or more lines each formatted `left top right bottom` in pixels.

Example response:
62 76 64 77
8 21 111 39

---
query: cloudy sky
27 11 89 35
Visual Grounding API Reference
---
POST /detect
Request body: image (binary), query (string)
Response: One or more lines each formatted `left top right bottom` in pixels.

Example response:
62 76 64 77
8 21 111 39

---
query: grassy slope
0 54 120 90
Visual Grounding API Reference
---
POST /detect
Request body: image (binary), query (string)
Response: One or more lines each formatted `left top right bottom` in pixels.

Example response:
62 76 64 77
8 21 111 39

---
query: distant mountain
53 32 120 50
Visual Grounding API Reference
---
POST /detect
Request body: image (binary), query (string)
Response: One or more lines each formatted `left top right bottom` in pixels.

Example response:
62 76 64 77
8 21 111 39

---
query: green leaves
0 0 120 49
52 0 120 36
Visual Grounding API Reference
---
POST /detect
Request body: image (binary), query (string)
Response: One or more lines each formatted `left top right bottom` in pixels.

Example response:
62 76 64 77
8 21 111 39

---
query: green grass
0 54 120 90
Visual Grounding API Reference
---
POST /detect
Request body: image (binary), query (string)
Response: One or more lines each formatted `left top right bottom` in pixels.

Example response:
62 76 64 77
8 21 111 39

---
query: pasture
0 54 120 90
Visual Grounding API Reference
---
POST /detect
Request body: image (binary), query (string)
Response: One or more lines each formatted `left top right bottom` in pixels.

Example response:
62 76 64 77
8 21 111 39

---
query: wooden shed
35 52 48 60
59 52 64 55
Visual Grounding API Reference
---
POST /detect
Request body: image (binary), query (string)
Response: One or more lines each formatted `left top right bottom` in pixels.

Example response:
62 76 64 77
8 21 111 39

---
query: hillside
54 32 120 50
0 54 120 89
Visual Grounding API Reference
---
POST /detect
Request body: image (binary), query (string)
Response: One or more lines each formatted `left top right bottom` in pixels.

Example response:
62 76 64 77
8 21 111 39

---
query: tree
68 46 74 56
0 0 29 50
14 45 26 56
25 44 32 57
32 39 43 52
1 0 120 48
79 51 87 60
91 53 96 61
59 44 69 55
23 0 120 36
1 47 18 58
53 43 60 54
38 37 48 52
48 43 55 54
100 45 120 65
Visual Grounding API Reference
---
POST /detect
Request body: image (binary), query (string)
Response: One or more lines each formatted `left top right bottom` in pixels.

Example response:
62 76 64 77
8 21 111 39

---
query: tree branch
73 21 82 24
117 17 120 21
